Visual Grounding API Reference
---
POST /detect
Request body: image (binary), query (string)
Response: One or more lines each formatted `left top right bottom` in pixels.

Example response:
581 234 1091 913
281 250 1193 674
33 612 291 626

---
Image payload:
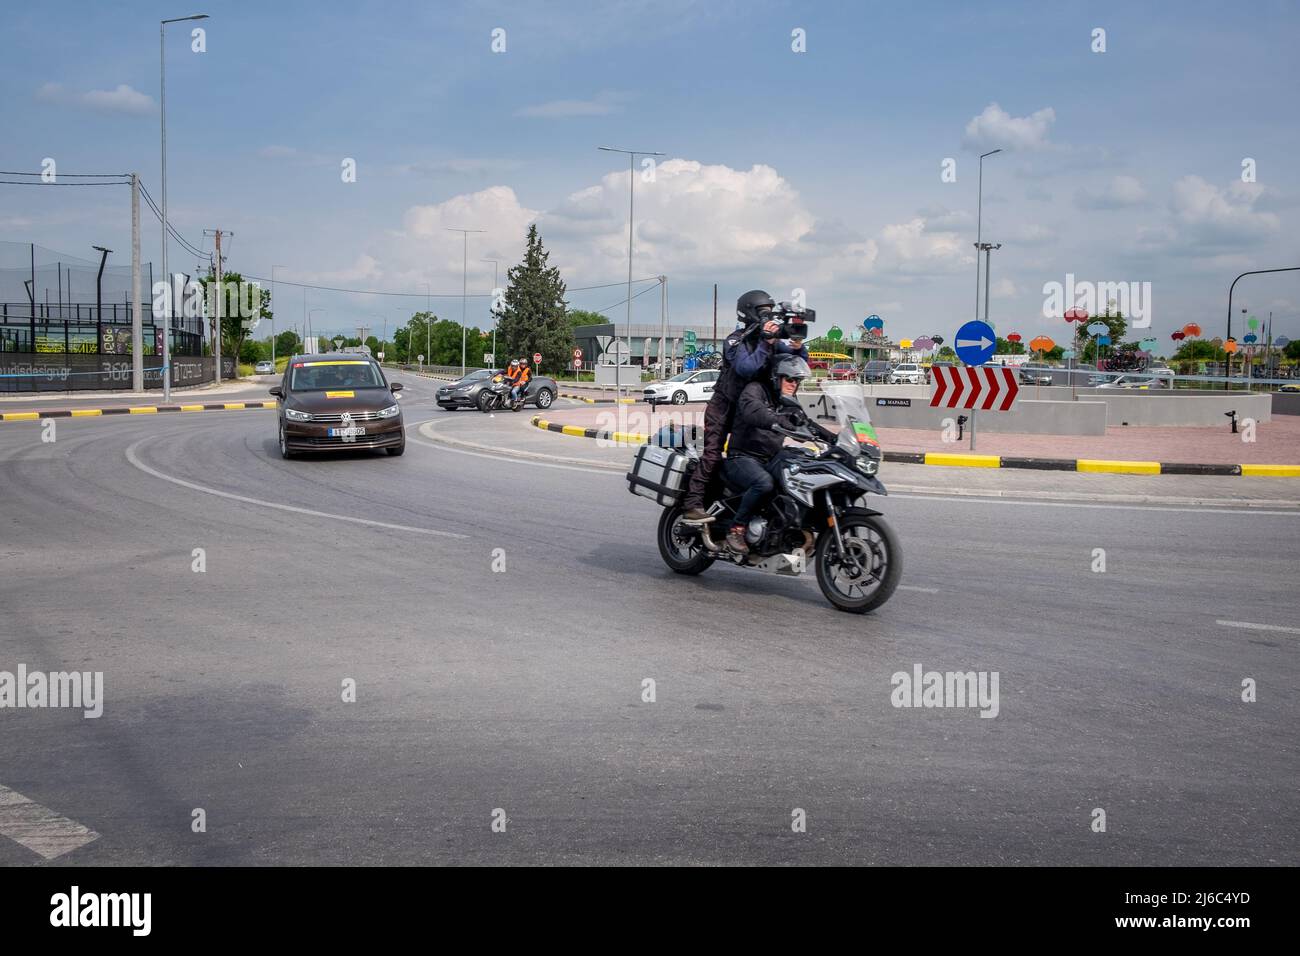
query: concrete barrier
797 385 1107 435
1073 389 1273 426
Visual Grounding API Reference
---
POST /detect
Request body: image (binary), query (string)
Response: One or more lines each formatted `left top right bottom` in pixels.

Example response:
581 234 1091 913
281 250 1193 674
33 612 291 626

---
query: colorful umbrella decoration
1062 348 1076 359
1171 331 1186 341
1087 321 1109 335
827 326 843 342
1276 336 1291 348
1006 333 1022 343
1096 335 1112 346
1140 338 1157 350
1063 307 1089 323
1243 333 1258 344
863 316 884 331
1247 317 1259 331
1181 323 1202 338
912 335 935 351
1029 335 1055 353
900 338 913 349
1224 339 1238 354
868 327 883 337
930 335 944 346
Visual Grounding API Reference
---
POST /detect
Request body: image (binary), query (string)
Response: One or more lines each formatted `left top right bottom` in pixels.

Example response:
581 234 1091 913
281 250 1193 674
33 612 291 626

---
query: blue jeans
510 384 525 402
721 455 777 525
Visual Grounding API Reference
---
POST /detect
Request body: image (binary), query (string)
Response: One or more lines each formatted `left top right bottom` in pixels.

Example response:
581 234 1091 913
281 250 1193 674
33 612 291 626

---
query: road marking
125 438 469 538
888 492 1300 517
898 585 940 593
0 784 99 860
1216 620 1300 635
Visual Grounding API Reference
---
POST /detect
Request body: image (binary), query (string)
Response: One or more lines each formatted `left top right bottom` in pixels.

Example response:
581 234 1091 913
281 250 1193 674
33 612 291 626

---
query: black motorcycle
629 388 901 613
477 375 524 412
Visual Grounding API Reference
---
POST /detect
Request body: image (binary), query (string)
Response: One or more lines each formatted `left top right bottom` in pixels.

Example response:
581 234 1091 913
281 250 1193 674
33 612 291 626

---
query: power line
596 281 660 315
0 179 131 186
240 273 663 298
0 171 130 177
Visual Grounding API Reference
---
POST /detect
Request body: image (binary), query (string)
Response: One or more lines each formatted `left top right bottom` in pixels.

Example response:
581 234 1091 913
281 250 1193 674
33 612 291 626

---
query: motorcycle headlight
376 404 401 418
856 456 879 476
284 407 311 422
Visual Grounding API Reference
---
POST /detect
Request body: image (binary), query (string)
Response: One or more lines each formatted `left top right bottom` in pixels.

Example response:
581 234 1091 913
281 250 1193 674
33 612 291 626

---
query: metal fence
0 353 222 393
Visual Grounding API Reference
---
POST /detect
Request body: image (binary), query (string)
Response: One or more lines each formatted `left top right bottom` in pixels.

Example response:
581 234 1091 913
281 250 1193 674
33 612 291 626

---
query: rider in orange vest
511 358 532 403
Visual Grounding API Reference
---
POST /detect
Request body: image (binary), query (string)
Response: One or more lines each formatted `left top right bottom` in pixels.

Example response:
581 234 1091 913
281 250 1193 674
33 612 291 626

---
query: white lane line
411 420 619 475
0 784 99 860
898 585 940 594
125 438 469 539
1216 620 1300 635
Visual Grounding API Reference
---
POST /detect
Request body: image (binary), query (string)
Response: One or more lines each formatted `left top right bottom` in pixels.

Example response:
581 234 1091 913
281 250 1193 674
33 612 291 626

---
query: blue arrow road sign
954 320 996 366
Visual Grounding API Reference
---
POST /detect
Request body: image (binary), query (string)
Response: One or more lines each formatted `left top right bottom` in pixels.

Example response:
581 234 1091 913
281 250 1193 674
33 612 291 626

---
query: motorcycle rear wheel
657 505 715 575
813 509 902 613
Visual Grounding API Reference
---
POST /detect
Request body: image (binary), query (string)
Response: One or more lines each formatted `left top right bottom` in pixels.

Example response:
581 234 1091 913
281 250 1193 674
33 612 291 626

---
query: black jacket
729 380 796 462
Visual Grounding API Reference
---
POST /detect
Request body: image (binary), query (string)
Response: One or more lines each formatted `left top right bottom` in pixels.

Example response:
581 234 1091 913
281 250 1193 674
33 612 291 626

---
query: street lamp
270 264 285 367
446 227 484 376
599 145 664 393
975 148 1002 321
308 308 325 352
481 258 499 366
1225 267 1300 390
160 12 209 401
91 245 112 353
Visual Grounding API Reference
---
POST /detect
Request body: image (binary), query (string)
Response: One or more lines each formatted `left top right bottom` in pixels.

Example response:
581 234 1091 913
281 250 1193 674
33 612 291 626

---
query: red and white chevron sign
930 365 1020 410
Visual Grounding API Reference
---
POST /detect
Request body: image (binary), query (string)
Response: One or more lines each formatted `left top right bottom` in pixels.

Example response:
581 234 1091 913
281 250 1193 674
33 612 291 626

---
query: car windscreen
666 372 694 382
289 360 384 391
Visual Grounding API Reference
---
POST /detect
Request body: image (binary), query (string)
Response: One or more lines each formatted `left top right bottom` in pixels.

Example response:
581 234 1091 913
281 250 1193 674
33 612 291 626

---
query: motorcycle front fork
823 490 863 575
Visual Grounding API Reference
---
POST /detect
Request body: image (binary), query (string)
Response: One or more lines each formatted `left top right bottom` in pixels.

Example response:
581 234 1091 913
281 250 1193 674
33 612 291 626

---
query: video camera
756 301 815 342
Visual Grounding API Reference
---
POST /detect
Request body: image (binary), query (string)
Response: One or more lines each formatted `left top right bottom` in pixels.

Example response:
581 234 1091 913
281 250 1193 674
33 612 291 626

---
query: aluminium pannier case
627 443 691 506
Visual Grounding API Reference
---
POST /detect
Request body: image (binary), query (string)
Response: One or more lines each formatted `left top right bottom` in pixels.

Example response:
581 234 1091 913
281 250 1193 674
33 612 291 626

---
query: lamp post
599 145 664 394
91 245 112 356
308 309 324 353
1226 267 1300 390
481 258 499 366
160 12 209 400
974 148 1002 321
270 264 285 367
446 227 484 376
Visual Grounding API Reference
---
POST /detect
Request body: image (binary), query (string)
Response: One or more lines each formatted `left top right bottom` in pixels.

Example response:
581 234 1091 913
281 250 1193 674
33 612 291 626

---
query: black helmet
736 289 776 326
770 354 810 394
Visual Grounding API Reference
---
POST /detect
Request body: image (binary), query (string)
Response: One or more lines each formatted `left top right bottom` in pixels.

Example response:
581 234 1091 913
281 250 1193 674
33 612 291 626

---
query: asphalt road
0 373 1296 865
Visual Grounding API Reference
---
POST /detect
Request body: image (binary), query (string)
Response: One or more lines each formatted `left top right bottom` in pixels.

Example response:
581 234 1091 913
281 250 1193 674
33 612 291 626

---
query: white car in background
888 362 926 385
643 369 720 405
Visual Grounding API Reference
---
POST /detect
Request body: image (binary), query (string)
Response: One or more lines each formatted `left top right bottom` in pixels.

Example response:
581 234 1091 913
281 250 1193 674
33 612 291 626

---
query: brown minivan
269 355 405 458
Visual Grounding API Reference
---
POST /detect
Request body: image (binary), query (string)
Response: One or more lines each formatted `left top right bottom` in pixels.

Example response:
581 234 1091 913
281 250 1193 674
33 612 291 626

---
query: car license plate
328 427 365 437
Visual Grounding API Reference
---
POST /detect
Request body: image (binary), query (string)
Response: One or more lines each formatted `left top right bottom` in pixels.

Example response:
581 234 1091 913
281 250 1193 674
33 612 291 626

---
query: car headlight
284 407 311 422
856 456 879 476
376 404 401 418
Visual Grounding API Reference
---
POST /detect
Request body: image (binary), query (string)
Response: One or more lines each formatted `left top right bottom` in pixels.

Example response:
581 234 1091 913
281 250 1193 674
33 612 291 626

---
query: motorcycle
627 383 902 613
477 374 525 413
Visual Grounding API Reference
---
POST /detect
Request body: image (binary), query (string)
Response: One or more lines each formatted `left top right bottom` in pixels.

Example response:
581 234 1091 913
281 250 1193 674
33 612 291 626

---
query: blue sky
2 0 1297 349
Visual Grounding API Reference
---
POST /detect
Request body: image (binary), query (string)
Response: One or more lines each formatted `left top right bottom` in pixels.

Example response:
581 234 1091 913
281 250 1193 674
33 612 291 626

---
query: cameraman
680 290 808 525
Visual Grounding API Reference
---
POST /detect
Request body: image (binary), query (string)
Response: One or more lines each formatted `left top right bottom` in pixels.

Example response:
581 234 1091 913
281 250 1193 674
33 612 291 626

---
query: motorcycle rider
511 357 532 406
719 354 811 553
681 290 808 524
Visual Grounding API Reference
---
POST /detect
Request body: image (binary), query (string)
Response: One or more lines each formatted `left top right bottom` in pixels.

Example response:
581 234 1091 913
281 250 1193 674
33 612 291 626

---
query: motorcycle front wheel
657 505 715 576
814 509 902 613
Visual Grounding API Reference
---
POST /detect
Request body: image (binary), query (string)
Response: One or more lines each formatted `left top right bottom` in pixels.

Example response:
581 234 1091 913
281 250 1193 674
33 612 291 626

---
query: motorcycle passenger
681 291 808 525
511 357 532 405
719 354 811 553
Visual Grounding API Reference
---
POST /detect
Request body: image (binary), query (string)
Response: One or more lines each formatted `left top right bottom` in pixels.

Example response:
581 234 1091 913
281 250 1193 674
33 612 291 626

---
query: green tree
937 345 956 359
995 337 1025 355
1285 340 1300 361
275 329 301 356
199 270 270 371
494 225 571 372
567 309 606 329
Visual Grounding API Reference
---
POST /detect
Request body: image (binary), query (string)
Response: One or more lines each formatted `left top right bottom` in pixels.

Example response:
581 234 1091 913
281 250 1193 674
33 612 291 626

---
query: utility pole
975 148 1003 321
980 242 1001 324
712 283 718 356
211 228 224 382
481 258 499 366
446 227 484 376
658 275 667 376
131 173 143 391
92 245 113 377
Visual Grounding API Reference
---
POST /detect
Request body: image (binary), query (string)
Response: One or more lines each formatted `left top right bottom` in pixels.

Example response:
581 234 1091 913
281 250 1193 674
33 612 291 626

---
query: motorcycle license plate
328 427 365 436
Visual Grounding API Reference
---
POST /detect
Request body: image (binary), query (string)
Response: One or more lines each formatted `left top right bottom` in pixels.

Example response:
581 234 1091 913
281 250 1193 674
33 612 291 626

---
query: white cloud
37 82 154 114
1166 175 1280 248
516 91 625 118
991 278 1018 299
1075 175 1147 210
963 103 1056 152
